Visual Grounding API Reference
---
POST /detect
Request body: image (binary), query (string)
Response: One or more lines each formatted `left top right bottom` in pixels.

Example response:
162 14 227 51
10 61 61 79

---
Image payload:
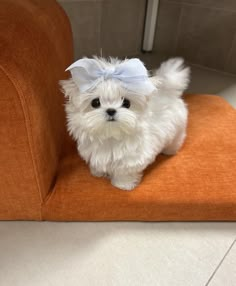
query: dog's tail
151 58 190 97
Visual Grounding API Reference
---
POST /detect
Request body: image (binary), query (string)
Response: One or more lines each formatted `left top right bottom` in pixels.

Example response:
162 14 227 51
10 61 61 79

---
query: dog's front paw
90 166 105 178
112 180 137 191
111 173 142 191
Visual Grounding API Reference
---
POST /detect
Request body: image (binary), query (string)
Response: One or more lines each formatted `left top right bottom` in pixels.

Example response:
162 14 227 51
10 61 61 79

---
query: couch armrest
0 0 73 220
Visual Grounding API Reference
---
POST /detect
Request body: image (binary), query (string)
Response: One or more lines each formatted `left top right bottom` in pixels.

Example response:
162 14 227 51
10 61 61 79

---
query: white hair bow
66 58 156 94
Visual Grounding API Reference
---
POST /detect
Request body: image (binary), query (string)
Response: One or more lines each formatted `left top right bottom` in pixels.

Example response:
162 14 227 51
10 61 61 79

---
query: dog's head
60 57 156 141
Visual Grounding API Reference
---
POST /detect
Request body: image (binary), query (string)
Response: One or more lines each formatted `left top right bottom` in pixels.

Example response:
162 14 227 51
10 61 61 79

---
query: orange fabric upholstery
42 95 236 221
0 0 73 220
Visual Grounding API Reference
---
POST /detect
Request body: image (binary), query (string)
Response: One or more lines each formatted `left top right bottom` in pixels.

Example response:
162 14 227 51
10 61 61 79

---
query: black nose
106 108 116 116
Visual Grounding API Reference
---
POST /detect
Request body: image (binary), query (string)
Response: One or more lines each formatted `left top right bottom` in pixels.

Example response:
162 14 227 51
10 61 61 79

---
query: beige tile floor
188 64 236 108
0 58 236 286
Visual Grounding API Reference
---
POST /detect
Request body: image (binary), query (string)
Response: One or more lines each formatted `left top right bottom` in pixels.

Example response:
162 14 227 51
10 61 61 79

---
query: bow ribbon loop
66 58 156 94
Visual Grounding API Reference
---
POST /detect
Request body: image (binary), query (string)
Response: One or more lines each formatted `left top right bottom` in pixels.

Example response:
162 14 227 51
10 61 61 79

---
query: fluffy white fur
60 57 190 191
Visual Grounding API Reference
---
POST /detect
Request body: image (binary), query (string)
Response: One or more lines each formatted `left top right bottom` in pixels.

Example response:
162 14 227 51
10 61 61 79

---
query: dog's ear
59 78 80 101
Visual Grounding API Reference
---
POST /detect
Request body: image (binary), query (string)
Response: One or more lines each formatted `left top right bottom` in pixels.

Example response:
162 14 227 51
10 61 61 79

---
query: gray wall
154 0 236 74
58 0 146 60
58 0 236 74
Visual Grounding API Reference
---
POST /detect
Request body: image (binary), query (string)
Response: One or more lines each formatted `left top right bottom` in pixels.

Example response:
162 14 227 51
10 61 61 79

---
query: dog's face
64 79 148 141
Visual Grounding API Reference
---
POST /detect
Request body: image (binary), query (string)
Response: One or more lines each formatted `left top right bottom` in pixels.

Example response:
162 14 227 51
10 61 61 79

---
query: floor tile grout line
204 238 236 286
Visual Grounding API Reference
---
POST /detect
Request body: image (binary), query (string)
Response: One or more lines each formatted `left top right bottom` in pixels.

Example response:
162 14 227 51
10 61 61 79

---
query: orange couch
1 0 236 221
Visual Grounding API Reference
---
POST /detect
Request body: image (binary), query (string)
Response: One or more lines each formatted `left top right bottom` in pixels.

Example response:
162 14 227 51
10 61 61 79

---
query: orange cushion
43 95 236 221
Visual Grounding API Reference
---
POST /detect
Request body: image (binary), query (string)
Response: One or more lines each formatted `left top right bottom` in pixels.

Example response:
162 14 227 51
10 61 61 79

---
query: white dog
60 57 190 191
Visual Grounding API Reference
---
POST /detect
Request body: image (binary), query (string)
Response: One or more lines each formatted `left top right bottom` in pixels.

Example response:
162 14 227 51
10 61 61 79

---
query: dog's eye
91 98 100 108
122 98 130 109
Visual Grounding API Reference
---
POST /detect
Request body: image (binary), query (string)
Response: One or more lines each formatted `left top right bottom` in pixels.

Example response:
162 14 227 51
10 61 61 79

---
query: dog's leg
111 172 142 191
90 165 106 178
162 129 186 155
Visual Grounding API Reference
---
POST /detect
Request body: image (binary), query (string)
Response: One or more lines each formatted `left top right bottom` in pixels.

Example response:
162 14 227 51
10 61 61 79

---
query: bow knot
66 58 156 94
99 67 115 80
